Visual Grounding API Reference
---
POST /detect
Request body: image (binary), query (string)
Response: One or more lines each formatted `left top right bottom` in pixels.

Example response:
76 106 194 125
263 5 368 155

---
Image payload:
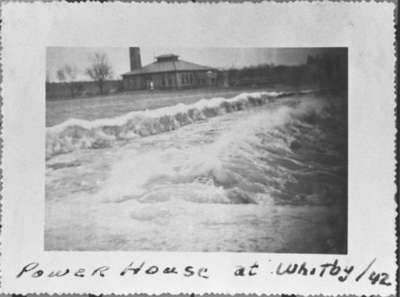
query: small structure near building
122 47 217 90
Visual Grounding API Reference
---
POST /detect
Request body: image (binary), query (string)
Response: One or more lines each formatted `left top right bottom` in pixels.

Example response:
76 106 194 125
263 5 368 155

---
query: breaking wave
96 95 341 206
46 90 312 159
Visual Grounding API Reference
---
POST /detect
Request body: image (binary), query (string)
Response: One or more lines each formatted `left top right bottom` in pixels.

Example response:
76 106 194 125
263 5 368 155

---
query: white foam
46 90 314 159
96 96 324 204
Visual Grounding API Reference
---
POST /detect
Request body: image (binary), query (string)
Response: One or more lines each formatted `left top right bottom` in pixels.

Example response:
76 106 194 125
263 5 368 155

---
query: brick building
122 48 217 90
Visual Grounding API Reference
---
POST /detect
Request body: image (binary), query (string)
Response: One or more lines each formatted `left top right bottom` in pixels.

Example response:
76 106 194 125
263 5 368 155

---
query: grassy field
46 86 311 127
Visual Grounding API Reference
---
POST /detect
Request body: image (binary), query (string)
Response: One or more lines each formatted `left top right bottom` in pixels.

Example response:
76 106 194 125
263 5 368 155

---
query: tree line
49 52 113 96
220 49 347 89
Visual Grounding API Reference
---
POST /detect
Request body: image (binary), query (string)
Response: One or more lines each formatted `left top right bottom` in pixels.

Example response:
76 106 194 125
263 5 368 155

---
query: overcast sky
47 47 326 82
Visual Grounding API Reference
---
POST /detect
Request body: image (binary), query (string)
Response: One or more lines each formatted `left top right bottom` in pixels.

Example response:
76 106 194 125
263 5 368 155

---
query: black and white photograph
1 2 397 295
45 47 348 253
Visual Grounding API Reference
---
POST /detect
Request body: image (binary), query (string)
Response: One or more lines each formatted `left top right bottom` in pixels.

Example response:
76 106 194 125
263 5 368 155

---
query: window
182 73 188 84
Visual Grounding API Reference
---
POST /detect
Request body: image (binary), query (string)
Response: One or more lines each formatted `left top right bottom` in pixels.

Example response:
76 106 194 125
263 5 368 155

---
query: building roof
122 58 214 76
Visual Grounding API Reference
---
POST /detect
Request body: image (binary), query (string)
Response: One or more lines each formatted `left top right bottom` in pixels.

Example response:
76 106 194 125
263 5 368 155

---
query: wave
97 96 329 206
46 90 314 159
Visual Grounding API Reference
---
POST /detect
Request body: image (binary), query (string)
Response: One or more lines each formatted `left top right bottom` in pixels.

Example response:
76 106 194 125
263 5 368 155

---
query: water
45 90 347 253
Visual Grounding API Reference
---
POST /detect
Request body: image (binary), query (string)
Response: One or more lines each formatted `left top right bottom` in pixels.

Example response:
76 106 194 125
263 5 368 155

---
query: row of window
161 76 174 87
125 73 213 89
181 73 195 85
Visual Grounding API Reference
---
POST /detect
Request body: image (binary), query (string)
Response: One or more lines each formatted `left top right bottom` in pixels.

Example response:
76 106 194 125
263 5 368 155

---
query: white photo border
0 1 397 295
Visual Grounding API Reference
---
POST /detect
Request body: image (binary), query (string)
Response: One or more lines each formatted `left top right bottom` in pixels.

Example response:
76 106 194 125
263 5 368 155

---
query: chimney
129 47 142 71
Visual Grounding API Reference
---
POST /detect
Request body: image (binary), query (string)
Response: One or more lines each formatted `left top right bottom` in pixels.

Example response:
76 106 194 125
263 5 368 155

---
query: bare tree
56 69 66 82
85 53 113 95
63 64 78 82
56 64 79 97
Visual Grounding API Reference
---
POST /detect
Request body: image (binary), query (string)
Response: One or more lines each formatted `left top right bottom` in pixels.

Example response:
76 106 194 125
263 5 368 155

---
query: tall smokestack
129 47 142 71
